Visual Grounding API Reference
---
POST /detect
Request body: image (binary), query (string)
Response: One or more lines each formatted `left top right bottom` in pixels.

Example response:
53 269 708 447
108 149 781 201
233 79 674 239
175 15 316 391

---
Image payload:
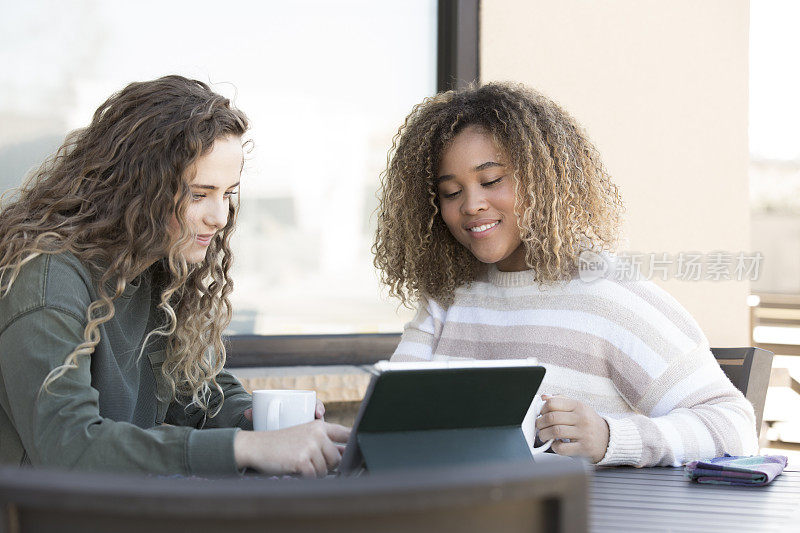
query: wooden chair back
711 347 773 430
749 292 800 356
0 459 588 533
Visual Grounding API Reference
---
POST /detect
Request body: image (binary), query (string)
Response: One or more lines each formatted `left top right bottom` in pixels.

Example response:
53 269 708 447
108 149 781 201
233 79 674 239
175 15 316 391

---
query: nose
204 196 229 230
460 186 488 216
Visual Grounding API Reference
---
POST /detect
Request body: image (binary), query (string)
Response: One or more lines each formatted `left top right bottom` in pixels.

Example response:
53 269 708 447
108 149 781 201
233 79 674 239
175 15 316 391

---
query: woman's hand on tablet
234 420 351 477
535 394 610 464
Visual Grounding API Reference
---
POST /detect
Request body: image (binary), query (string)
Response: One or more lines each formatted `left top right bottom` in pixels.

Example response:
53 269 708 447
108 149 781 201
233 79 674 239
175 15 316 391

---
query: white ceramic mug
252 389 316 431
521 394 556 456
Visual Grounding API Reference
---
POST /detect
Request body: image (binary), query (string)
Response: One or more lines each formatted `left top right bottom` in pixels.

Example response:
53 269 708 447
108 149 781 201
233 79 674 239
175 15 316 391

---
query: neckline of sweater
487 264 537 287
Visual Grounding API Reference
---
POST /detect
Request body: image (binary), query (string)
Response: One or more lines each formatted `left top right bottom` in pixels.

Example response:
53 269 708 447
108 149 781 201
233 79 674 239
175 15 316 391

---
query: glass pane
0 0 435 334
749 0 800 294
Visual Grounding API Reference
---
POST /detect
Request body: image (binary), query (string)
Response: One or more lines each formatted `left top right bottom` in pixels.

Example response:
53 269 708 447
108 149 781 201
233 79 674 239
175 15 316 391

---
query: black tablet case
339 365 546 475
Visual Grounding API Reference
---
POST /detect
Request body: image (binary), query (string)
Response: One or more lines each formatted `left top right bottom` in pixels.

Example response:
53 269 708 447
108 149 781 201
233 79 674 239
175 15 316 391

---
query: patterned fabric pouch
684 453 789 486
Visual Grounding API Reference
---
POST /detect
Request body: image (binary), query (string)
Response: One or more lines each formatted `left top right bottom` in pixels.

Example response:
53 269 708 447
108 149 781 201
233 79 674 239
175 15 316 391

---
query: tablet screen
339 361 546 475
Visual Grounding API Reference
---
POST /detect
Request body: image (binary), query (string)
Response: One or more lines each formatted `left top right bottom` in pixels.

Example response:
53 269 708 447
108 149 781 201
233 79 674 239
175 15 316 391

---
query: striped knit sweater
390 265 758 467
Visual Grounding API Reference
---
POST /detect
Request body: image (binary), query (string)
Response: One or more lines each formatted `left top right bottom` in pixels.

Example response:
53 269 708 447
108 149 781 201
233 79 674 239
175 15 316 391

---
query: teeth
469 221 499 233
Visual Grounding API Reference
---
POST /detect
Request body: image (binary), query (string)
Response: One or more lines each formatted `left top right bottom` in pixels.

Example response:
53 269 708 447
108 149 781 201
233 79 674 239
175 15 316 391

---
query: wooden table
590 464 800 532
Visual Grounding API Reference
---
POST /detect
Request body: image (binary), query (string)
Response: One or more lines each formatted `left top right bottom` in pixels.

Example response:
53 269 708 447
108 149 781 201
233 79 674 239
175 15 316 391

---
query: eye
482 176 503 187
439 189 461 200
224 190 238 199
191 193 206 201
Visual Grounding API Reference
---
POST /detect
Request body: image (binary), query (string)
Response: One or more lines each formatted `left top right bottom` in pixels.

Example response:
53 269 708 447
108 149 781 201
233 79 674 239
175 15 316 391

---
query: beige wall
481 0 751 346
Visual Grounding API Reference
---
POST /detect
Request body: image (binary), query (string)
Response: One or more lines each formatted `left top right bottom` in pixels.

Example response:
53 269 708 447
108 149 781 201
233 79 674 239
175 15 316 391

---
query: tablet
338 359 547 476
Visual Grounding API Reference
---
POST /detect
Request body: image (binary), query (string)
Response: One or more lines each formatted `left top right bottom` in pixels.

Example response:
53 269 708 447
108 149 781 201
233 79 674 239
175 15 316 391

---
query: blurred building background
748 0 800 452
750 0 800 299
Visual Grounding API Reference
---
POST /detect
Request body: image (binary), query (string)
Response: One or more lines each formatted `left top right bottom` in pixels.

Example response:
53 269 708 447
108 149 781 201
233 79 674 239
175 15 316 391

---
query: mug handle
266 399 282 431
531 437 555 456
530 395 554 456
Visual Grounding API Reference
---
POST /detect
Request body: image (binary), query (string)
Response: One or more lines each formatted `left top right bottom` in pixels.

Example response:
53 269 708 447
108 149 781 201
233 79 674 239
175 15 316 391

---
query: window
0 0 440 334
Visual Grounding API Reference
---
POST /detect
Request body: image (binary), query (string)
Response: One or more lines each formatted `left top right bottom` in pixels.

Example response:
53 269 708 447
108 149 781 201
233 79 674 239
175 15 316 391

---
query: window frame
437 0 480 92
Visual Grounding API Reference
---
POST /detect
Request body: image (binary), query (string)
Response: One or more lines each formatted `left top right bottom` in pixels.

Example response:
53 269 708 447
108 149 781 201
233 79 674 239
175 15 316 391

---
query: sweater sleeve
0 307 240 476
390 295 444 362
598 340 759 467
165 369 253 431
210 369 254 430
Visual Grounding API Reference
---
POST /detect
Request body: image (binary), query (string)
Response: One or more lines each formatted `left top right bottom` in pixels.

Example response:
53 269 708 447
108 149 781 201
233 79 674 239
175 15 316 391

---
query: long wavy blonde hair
374 82 624 306
0 75 248 415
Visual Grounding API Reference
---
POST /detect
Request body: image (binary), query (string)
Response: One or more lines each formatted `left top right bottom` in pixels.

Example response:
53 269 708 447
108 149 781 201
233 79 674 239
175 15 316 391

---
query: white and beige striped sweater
390 265 758 467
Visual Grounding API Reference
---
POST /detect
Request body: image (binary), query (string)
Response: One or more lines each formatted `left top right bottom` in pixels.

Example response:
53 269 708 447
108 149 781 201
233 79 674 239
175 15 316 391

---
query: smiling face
172 135 244 264
436 125 527 272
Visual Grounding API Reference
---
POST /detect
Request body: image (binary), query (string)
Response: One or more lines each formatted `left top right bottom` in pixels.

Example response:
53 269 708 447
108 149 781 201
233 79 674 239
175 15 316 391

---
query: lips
195 234 214 246
468 221 499 233
464 219 500 236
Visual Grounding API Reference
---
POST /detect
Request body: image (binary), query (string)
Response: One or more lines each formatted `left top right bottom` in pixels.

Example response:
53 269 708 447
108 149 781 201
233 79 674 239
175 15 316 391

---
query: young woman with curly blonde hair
374 83 757 467
0 75 348 477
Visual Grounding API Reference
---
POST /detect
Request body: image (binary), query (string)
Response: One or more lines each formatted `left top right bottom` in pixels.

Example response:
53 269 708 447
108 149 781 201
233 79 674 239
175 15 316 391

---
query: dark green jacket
0 252 252 476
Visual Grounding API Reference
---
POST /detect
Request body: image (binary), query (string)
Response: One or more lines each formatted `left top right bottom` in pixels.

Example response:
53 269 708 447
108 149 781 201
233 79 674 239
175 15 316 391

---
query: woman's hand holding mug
535 394 610 463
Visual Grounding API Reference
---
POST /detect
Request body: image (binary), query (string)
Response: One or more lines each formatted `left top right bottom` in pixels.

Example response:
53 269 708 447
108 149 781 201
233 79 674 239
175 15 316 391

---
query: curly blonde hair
0 75 248 415
374 82 623 306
